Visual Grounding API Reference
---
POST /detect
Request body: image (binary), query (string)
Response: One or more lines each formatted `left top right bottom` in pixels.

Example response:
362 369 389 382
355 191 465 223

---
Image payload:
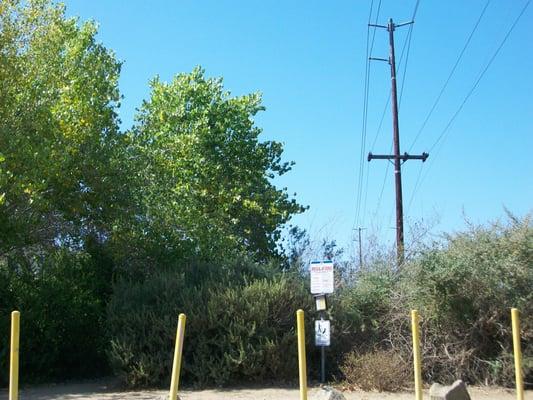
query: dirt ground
1 380 531 400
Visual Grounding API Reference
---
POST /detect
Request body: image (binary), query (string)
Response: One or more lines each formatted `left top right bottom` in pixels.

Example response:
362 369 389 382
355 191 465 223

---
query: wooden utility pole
368 18 428 266
354 227 366 270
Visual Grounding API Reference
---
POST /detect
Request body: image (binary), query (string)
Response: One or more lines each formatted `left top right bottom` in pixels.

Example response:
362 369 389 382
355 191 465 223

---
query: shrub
399 215 533 386
107 259 314 387
0 249 112 385
334 214 532 389
339 350 410 391
331 268 396 353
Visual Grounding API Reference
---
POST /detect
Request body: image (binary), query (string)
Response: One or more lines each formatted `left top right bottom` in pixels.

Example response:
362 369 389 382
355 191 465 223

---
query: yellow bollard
296 309 307 400
9 310 20 400
511 308 524 400
411 310 423 400
169 313 187 400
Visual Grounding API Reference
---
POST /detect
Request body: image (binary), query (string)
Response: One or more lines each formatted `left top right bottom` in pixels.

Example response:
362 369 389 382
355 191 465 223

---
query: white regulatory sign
310 260 334 294
315 319 331 346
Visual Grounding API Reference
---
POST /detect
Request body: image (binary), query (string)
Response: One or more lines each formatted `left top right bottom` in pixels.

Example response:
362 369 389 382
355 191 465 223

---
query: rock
313 386 347 400
429 380 471 400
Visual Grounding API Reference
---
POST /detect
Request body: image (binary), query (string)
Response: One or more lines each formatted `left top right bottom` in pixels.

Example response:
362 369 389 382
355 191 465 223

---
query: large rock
313 386 347 400
429 380 471 400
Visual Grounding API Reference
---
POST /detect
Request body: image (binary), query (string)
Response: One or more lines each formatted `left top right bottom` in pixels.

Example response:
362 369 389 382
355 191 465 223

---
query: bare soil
0 380 530 400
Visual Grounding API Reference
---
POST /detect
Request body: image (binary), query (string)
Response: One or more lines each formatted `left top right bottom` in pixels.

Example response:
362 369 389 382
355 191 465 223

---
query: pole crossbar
368 152 428 162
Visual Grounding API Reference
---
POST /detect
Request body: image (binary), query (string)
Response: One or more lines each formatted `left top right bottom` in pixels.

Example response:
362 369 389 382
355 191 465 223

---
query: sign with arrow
315 319 331 347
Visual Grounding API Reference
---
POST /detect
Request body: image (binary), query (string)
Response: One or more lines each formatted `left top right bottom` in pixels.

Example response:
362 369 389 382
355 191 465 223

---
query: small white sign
310 261 334 294
315 319 331 346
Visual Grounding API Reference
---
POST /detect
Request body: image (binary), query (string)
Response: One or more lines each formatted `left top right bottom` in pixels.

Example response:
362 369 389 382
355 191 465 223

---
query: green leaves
107 260 312 387
0 0 127 255
1 2 304 265
1 3 306 383
129 67 304 261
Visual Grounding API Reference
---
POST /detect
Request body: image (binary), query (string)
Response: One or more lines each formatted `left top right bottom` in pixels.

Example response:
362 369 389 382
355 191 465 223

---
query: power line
405 0 491 218
428 0 531 153
369 93 391 151
354 0 382 230
409 0 531 208
398 24 414 108
361 160 371 227
399 0 420 107
406 162 424 215
353 1 374 230
408 0 492 153
369 0 421 152
360 0 389 228
373 143 392 217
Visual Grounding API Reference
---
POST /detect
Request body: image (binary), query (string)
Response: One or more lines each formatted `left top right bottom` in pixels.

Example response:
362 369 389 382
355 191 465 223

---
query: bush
107 259 314 387
334 214 532 389
331 268 396 351
400 215 533 386
339 350 410 391
0 249 112 385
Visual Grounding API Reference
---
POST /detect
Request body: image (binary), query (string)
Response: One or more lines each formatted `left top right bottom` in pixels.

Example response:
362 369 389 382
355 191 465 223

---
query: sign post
310 261 334 383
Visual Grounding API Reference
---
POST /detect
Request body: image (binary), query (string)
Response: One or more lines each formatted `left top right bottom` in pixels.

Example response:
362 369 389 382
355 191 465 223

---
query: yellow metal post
9 310 20 400
296 309 308 400
411 310 423 400
169 313 186 400
511 308 524 400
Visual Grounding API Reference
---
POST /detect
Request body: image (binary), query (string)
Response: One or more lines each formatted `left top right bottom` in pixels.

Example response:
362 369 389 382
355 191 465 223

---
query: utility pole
368 18 428 266
354 227 366 271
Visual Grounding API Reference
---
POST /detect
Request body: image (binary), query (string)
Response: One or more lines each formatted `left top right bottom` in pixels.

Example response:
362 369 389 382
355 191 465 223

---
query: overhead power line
428 0 531 153
408 0 492 153
405 0 492 216
408 0 531 209
399 0 420 107
353 0 382 230
370 0 421 152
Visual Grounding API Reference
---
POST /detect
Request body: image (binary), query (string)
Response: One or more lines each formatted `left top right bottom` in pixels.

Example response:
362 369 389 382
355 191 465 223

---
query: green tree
0 0 130 382
0 0 129 256
129 68 305 262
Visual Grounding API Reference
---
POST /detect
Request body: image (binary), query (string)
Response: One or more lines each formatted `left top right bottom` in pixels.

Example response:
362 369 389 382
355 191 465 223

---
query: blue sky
64 0 532 259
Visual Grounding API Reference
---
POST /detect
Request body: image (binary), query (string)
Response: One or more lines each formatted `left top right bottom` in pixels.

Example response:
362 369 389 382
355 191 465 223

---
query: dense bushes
333 215 532 389
107 259 314 387
1 216 530 390
401 216 533 386
105 215 532 390
0 248 112 385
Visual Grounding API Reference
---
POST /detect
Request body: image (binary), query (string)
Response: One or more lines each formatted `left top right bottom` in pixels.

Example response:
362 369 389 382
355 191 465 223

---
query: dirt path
0 381 530 400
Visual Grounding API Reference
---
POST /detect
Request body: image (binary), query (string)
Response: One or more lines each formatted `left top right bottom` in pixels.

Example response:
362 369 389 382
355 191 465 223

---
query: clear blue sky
64 0 532 259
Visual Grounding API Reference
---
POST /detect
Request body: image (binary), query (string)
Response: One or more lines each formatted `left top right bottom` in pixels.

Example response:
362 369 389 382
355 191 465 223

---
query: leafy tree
1 1 307 384
128 68 305 262
0 0 129 256
0 0 128 381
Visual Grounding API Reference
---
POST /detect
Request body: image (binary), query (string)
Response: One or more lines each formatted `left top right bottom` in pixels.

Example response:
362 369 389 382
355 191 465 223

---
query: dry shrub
339 350 410 392
397 214 533 386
